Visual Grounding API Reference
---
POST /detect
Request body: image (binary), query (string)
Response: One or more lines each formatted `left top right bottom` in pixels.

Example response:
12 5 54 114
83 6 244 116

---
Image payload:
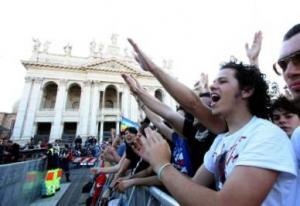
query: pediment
85 59 141 74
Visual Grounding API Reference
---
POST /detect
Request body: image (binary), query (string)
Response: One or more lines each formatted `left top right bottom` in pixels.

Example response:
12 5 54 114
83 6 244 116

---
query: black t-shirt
182 118 216 172
125 142 149 174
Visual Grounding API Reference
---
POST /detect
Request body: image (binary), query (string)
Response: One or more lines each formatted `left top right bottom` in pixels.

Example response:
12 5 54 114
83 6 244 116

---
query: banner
120 117 139 131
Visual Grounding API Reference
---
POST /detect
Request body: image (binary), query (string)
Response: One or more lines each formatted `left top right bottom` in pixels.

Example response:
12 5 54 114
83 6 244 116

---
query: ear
241 87 254 99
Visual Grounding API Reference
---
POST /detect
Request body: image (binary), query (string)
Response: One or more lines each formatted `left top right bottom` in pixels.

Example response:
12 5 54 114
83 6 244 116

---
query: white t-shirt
204 116 297 206
290 127 300 205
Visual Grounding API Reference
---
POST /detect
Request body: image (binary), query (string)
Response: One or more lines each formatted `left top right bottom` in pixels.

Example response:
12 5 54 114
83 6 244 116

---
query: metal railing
0 158 47 206
95 173 180 206
125 186 180 206
20 148 47 160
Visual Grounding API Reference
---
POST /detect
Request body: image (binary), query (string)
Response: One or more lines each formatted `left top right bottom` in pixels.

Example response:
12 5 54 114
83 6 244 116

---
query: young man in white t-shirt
127 38 297 206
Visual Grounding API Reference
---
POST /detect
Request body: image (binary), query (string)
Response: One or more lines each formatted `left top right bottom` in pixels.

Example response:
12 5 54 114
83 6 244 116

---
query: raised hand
90 167 101 174
135 127 171 173
121 74 141 95
194 73 209 94
128 38 159 72
200 73 209 91
245 31 263 66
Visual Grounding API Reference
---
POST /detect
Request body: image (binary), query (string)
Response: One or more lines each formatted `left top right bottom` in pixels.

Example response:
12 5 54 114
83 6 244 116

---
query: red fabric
91 173 107 206
67 151 73 161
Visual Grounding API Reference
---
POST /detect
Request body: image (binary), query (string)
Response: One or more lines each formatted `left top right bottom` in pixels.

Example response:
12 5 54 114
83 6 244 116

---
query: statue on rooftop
111 33 118 45
98 43 104 56
90 40 96 56
43 41 51 53
63 43 72 56
32 38 41 53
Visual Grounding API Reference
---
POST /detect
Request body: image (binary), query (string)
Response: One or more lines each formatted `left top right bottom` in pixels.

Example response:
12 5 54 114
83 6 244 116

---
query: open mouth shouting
210 93 221 107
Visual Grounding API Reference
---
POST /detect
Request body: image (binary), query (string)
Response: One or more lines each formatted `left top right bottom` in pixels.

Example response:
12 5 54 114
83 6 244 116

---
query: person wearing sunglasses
274 24 300 105
274 23 300 206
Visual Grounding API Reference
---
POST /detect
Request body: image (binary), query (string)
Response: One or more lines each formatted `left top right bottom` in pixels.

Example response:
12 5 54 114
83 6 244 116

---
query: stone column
99 88 105 142
12 76 34 140
79 80 92 136
116 90 119 108
50 79 67 141
99 121 104 143
89 82 100 136
101 89 105 110
122 88 130 118
22 77 43 138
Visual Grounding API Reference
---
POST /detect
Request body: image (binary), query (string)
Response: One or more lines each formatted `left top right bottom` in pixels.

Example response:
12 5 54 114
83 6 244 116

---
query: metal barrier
94 172 180 206
124 186 180 206
0 158 47 206
20 148 47 160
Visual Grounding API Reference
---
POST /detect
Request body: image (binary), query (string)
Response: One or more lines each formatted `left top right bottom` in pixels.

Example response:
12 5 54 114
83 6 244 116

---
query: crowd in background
0 137 20 164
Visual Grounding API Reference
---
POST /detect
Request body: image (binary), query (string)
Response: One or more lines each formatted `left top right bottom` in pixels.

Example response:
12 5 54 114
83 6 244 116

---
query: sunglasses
273 50 300 75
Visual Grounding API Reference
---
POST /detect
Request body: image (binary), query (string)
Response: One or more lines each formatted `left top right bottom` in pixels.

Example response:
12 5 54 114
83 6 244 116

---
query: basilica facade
11 35 176 144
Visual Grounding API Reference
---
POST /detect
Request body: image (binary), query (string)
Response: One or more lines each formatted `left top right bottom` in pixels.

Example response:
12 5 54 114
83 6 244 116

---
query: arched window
104 85 117 108
66 84 81 110
40 82 58 110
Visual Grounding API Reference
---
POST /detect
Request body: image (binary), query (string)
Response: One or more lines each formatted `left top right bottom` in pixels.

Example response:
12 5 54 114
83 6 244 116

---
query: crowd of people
0 135 53 165
0 137 21 164
89 24 300 206
1 23 300 206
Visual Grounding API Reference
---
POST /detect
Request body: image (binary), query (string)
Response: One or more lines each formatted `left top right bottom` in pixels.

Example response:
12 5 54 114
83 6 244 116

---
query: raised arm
245 31 263 67
127 39 226 134
110 157 132 186
90 153 126 174
122 74 185 134
142 105 173 141
102 145 122 163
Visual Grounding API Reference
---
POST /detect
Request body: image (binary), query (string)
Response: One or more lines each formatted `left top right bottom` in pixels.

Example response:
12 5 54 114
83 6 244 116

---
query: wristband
157 163 171 180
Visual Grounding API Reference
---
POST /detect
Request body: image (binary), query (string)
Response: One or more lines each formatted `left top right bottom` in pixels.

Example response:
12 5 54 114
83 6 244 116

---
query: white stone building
11 35 176 144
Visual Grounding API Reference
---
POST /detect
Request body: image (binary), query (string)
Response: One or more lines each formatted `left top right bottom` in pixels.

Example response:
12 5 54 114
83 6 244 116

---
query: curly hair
220 58 271 119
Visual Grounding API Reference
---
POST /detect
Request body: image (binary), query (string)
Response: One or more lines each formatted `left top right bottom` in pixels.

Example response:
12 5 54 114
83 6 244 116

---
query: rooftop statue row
32 33 121 57
31 34 173 70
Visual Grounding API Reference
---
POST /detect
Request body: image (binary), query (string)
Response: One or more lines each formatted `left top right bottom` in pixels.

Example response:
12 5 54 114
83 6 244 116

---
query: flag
120 116 139 131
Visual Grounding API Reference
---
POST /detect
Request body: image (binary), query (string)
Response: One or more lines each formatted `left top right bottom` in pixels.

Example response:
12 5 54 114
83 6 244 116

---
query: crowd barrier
20 148 47 160
94 172 180 206
0 157 47 206
125 186 180 206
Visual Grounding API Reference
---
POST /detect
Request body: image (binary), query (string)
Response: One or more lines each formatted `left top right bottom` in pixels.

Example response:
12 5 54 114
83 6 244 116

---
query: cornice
22 58 153 78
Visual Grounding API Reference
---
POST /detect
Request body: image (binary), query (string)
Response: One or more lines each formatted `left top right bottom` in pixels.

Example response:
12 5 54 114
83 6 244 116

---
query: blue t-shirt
171 132 194 177
116 142 126 157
